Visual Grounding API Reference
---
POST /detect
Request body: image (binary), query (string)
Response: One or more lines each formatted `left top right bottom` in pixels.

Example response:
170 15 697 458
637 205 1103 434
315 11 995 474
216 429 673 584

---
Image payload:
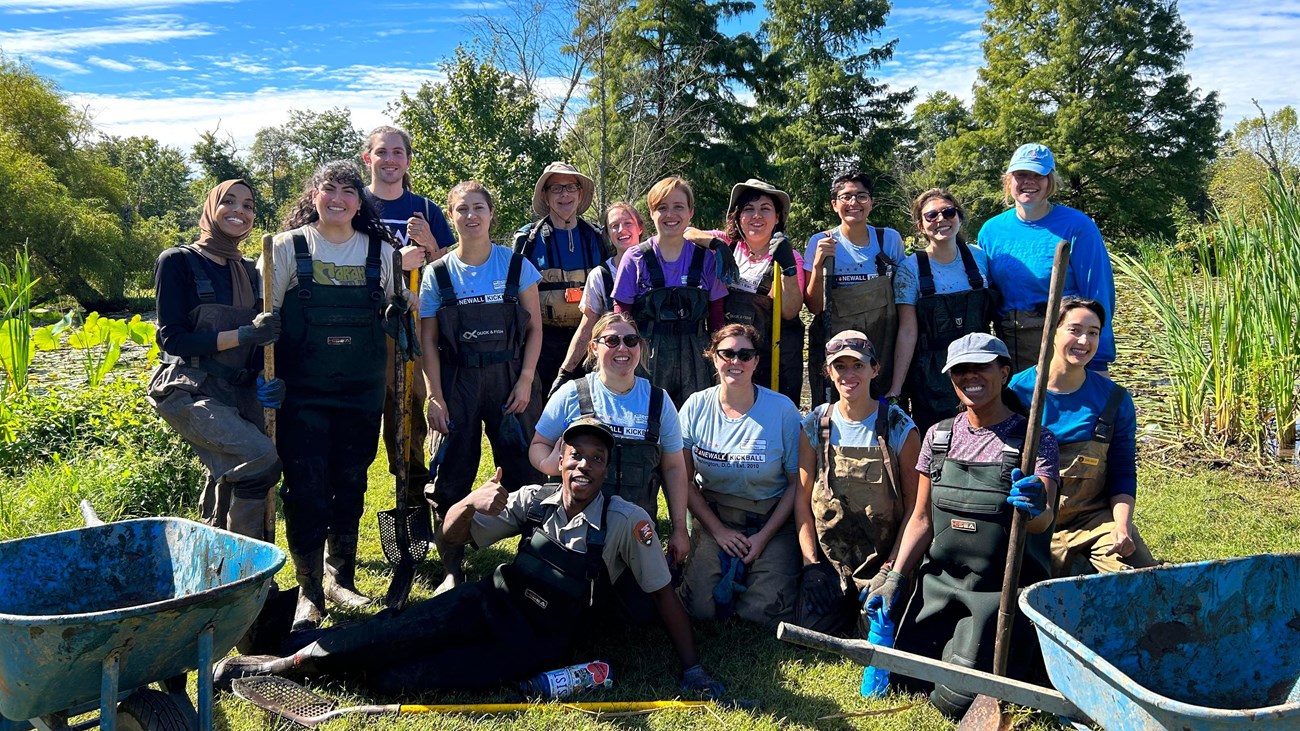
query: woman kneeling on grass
1009 297 1157 577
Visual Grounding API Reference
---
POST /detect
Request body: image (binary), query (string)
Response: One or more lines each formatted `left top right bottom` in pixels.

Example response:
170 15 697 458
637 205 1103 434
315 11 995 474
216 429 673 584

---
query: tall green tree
92 135 192 221
936 0 1221 239
249 108 363 223
391 47 561 230
758 0 913 237
1209 105 1300 224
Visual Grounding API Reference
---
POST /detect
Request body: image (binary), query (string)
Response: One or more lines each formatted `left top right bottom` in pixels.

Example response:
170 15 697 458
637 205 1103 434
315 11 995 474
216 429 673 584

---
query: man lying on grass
215 418 724 697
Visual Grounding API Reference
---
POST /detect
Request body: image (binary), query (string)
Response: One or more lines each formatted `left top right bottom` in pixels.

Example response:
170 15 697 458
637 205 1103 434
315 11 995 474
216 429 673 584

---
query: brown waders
902 242 996 433
632 242 713 409
723 251 805 405
796 403 903 636
995 308 1047 374
809 240 897 406
1052 384 1158 576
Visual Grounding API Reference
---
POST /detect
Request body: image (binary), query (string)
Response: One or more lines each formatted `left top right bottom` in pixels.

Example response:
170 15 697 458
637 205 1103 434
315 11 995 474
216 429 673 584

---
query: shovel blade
957 694 1013 731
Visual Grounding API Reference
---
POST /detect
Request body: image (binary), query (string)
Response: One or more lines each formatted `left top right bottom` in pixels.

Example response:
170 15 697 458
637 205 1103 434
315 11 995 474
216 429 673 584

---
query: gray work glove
863 570 907 614
237 311 280 346
681 664 725 698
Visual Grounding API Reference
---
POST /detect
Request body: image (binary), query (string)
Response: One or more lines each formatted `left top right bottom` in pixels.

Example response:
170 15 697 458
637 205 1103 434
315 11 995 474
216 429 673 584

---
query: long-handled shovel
958 239 1071 731
261 233 277 542
232 676 734 728
379 257 429 610
770 255 782 391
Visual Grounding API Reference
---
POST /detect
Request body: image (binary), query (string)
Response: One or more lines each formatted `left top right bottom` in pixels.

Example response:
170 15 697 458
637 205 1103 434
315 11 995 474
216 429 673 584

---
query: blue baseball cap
1006 143 1055 175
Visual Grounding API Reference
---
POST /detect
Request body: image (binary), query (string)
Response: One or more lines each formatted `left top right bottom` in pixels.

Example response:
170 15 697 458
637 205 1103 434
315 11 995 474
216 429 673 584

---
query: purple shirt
916 411 1060 484
610 237 729 305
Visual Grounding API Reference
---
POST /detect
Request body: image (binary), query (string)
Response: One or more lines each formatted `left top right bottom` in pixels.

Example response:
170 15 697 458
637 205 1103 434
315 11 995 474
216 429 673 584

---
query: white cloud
0 0 233 12
128 56 193 71
1179 0 1300 124
86 56 135 72
26 54 89 74
0 17 211 55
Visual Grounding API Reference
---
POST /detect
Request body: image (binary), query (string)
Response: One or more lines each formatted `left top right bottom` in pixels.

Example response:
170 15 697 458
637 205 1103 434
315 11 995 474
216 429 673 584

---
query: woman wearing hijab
148 179 284 541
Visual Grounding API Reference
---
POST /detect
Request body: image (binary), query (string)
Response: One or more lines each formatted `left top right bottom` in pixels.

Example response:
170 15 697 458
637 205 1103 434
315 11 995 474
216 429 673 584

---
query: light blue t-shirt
802 227 906 289
679 386 802 502
537 374 683 453
801 402 916 455
893 243 991 306
419 244 542 318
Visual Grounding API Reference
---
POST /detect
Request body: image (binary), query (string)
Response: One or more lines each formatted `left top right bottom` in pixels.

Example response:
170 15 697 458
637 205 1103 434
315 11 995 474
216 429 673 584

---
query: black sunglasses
922 206 959 223
716 348 757 362
825 337 872 355
594 333 642 348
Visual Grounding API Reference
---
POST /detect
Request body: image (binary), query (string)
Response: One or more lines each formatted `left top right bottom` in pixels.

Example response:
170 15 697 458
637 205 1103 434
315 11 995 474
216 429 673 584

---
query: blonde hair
646 176 694 211
585 312 641 370
1001 170 1058 207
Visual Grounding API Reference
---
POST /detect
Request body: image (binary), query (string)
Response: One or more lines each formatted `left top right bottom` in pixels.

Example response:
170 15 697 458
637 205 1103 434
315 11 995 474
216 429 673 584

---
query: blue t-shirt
893 243 991 306
802 402 916 454
679 386 802 502
801 227 906 289
537 374 683 453
365 190 455 250
976 205 1116 365
513 219 606 273
1008 368 1137 499
418 245 542 318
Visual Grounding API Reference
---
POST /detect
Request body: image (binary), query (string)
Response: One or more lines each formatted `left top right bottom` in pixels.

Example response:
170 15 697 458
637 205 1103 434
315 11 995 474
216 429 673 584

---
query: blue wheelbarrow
0 508 285 731
779 553 1300 730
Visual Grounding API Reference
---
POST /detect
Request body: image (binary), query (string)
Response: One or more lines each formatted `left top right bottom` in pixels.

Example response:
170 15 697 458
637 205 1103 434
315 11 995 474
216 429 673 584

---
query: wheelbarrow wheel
117 689 194 731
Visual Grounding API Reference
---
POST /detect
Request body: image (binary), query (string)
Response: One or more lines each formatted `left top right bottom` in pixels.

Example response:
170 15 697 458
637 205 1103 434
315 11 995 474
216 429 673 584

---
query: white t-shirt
263 226 397 307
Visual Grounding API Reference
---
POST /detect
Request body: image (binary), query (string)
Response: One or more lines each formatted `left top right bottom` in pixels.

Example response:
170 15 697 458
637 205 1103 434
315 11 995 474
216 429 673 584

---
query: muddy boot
431 523 464 596
226 495 269 542
291 548 326 632
323 533 372 609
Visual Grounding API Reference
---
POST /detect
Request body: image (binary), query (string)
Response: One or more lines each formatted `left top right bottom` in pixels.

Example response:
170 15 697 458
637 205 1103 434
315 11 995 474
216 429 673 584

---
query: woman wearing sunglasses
530 312 692 565
888 189 995 434
677 324 803 628
793 330 920 636
885 332 1059 717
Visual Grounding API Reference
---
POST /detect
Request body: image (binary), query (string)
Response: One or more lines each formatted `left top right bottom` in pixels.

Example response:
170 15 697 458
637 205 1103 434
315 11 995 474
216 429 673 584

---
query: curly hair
724 188 786 243
282 160 398 245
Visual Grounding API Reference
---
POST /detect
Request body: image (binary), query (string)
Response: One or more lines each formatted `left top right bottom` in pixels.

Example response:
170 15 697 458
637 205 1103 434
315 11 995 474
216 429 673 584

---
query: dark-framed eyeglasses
547 183 581 194
825 338 872 355
923 206 959 223
594 333 642 349
716 348 757 362
835 192 872 204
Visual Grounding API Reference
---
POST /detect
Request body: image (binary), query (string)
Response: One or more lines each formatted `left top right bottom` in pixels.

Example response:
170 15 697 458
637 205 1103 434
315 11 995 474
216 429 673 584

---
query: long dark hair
283 160 398 245
724 189 786 243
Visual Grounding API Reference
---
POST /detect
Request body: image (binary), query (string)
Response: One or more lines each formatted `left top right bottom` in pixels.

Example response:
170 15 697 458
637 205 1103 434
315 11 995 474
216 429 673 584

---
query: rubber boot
431 522 464 596
226 495 269 542
291 548 326 632
323 533 372 609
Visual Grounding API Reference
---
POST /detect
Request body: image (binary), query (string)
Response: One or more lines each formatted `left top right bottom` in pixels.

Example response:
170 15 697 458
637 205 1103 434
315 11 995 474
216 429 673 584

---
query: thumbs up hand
471 467 509 516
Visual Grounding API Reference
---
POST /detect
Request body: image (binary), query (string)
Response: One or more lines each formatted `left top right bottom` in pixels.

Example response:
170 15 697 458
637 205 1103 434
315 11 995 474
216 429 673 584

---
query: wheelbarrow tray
1020 553 1300 731
0 518 285 721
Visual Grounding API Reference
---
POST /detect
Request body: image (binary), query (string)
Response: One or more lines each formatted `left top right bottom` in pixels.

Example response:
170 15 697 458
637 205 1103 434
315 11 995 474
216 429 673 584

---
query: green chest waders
995 308 1048 374
631 243 713 409
723 249 806 405
896 418 1051 717
277 234 388 412
575 378 664 519
809 234 897 405
903 242 996 433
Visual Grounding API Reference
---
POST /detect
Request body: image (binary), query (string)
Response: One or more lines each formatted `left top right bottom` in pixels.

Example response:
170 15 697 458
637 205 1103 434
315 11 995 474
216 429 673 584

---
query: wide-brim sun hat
728 178 791 220
532 162 594 219
941 332 1011 373
1006 143 1055 176
826 329 877 364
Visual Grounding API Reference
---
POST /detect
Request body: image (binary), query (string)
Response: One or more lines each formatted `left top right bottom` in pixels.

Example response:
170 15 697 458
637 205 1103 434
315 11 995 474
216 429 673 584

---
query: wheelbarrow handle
80 499 105 527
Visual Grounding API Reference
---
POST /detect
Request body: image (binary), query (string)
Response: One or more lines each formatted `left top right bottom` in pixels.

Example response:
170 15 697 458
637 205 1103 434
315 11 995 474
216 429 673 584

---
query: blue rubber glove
256 375 285 409
1007 468 1046 518
681 664 725 698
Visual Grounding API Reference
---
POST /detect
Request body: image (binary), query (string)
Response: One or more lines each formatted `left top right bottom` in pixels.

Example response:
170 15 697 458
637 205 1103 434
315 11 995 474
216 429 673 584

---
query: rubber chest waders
723 247 806 405
515 219 604 330
896 417 1051 717
631 242 713 409
903 242 995 432
277 234 388 412
575 377 664 519
995 308 1047 374
809 229 898 404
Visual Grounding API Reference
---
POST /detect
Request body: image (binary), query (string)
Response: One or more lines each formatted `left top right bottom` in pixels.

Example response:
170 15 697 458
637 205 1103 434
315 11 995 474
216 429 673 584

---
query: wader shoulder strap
873 228 894 278
876 401 901 501
639 242 666 289
504 252 524 301
1001 419 1027 473
431 257 457 307
585 497 610 583
1094 384 1127 445
364 235 383 301
178 245 216 304
292 233 314 300
575 377 597 418
916 250 936 298
930 417 955 480
687 244 706 289
957 240 984 290
646 386 664 444
513 220 543 258
820 405 833 485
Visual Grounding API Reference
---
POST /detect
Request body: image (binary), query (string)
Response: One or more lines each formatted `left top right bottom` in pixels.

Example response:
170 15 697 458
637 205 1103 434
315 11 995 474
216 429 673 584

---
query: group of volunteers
150 128 1157 712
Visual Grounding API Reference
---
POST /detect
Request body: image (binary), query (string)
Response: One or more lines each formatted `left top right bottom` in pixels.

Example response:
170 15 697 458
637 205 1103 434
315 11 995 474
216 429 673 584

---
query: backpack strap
504 252 525 301
639 242 666 289
686 244 706 289
1094 383 1127 445
916 250 936 298
292 233 314 300
178 245 216 304
599 261 615 302
431 257 457 307
957 240 984 290
929 416 955 480
646 386 664 444
364 235 384 302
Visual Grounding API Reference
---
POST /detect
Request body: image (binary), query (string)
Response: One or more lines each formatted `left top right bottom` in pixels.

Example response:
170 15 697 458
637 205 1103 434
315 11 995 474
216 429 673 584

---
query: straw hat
727 178 791 219
532 162 595 219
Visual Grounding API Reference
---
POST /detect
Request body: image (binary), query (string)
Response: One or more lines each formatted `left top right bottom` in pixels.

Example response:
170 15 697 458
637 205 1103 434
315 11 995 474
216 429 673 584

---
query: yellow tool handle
402 267 419 463
395 700 712 713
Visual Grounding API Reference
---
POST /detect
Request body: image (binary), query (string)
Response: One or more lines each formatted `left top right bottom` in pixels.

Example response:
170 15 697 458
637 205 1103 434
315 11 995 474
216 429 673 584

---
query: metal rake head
232 675 335 727
377 505 432 564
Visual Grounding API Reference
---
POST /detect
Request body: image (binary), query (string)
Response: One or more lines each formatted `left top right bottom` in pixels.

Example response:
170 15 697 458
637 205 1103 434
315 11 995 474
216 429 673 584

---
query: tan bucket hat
532 162 595 218
727 178 791 219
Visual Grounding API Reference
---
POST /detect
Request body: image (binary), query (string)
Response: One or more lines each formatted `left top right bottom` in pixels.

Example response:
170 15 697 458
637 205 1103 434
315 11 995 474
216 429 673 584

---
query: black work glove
800 562 842 616
771 233 799 277
238 311 280 346
549 368 579 398
385 295 421 362
680 664 725 698
710 237 740 286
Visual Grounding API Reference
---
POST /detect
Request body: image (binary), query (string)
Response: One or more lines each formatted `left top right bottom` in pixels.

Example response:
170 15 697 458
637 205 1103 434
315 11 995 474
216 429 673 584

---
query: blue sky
1 0 1296 153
